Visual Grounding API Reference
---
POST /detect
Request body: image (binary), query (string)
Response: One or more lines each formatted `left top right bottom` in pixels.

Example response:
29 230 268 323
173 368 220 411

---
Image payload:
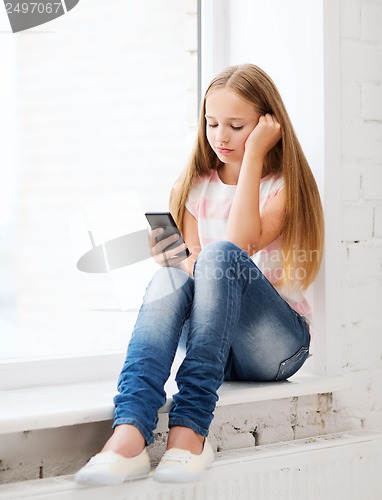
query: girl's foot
74 424 150 486
153 426 214 483
101 424 146 458
166 426 204 454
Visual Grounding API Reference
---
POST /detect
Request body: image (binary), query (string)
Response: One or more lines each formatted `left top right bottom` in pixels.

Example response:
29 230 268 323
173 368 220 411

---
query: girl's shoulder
188 170 215 193
186 171 215 218
186 170 219 211
258 174 284 211
192 170 215 185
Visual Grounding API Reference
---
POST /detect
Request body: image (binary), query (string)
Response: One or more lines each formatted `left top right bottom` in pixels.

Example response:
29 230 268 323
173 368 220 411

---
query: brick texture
338 0 382 430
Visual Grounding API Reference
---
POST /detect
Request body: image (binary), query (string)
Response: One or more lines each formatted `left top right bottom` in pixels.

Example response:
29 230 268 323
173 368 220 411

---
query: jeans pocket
274 346 310 381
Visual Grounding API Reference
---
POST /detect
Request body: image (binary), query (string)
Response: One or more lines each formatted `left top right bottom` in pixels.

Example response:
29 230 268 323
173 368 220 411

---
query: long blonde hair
170 64 324 290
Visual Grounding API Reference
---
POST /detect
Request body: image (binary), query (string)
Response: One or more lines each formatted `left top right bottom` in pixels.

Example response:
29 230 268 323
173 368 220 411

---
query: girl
75 64 324 485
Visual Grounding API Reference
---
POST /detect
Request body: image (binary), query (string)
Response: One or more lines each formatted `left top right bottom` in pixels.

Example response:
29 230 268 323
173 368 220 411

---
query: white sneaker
74 449 151 486
153 439 214 483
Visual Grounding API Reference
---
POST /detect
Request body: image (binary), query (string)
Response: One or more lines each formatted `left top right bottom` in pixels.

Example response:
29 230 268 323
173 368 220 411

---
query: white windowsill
0 372 350 436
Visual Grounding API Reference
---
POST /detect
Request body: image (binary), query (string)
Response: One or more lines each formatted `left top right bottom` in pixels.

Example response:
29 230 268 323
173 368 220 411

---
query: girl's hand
245 113 281 159
148 227 189 267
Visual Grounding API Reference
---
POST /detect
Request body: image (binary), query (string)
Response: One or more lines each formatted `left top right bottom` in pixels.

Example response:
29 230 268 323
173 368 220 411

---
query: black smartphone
145 212 191 258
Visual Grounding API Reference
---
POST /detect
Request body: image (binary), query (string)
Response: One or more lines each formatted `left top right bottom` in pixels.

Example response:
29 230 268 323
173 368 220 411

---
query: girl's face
205 88 261 168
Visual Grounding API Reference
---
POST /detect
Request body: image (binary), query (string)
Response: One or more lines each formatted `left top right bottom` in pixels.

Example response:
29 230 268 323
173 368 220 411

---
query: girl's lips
216 147 233 154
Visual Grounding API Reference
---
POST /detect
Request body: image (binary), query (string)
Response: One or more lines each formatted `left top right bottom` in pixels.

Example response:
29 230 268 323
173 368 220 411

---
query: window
0 1 199 366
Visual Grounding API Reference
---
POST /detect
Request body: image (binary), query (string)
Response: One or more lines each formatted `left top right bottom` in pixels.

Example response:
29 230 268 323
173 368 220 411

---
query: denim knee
195 240 245 272
195 240 260 286
143 265 192 305
199 240 242 261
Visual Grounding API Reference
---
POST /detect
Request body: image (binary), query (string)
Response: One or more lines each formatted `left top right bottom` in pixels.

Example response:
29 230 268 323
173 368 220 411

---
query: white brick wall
375 207 382 237
362 165 382 200
362 84 382 121
336 0 382 430
361 4 382 42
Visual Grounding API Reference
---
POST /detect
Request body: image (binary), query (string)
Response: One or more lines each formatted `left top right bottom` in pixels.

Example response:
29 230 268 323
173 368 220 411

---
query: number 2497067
5 3 63 14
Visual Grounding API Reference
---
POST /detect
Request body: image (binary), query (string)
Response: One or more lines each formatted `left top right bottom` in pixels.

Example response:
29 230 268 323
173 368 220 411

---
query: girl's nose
216 128 229 144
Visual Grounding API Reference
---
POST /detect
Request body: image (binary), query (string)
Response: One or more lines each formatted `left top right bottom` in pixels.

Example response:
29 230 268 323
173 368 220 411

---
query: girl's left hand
244 113 281 159
148 227 189 267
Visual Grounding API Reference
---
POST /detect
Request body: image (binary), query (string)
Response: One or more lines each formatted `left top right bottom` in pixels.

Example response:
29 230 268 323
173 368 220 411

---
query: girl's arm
226 114 284 255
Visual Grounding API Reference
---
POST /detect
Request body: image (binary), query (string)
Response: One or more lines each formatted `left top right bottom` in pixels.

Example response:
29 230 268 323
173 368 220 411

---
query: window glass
0 1 198 360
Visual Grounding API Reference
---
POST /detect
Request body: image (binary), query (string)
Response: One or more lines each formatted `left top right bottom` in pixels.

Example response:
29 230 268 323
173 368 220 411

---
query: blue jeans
113 241 310 445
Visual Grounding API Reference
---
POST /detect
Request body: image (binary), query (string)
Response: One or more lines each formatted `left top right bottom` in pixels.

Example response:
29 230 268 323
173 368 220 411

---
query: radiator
1 430 382 500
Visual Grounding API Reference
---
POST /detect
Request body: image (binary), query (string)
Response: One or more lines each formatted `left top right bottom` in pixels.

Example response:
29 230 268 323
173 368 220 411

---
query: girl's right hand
244 113 281 160
148 227 189 267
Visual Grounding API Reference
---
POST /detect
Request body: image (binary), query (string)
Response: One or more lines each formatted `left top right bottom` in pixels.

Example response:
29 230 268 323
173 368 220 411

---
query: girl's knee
144 266 193 304
150 266 192 287
195 240 263 286
197 240 245 267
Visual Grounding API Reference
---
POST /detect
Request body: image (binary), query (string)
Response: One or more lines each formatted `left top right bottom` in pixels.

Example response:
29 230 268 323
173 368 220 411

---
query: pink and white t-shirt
186 169 312 322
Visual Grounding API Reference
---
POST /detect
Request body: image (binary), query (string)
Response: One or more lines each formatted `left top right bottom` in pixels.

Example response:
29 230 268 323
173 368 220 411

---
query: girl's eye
208 123 218 128
232 126 243 131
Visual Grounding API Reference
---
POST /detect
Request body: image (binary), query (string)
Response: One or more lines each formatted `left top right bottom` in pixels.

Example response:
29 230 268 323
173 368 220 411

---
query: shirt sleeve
272 176 285 198
185 177 207 219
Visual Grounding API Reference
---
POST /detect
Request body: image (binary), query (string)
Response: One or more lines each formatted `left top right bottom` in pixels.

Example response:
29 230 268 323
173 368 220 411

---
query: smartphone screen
145 212 191 258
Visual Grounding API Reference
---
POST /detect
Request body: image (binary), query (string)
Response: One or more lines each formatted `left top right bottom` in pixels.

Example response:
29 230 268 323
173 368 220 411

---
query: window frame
0 0 342 390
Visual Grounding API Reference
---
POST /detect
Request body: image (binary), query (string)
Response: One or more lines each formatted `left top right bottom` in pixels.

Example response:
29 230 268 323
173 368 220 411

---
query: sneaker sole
75 466 150 486
153 456 214 483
